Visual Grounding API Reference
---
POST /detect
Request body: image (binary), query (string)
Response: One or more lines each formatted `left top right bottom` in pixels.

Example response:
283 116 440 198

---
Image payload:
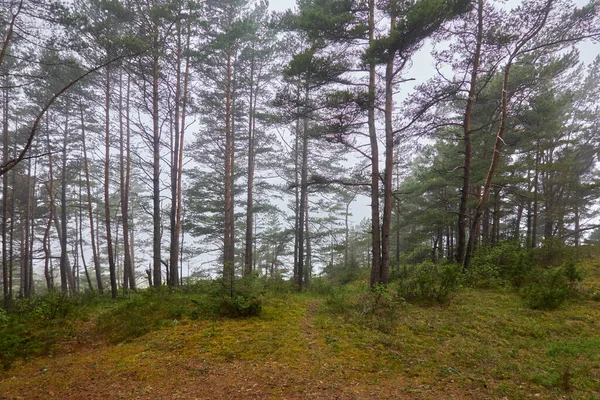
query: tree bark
297 84 310 291
169 21 183 287
152 20 162 287
120 69 134 291
380 13 397 286
457 0 484 265
2 75 9 301
223 46 235 281
368 0 382 287
104 66 118 298
244 55 256 277
80 102 103 294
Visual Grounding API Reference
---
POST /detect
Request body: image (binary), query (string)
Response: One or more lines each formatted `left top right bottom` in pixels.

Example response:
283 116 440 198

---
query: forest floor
1 263 600 399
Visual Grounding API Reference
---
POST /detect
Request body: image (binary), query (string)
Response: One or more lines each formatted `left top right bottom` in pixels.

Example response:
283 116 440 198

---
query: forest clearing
2 0 600 398
1 253 600 400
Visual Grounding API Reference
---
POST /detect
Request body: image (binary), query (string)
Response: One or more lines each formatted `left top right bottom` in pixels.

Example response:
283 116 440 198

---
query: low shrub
521 263 583 310
208 276 265 318
396 261 462 305
356 284 403 333
467 242 533 288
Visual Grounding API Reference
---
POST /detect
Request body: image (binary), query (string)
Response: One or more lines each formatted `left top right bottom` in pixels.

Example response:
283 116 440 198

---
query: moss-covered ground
0 260 599 399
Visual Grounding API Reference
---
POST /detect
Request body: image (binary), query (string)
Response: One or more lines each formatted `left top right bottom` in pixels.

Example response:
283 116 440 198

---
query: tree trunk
380 14 397 286
152 21 162 287
297 84 310 291
303 193 311 287
61 104 76 294
244 55 256 277
78 185 93 292
464 60 513 269
118 70 133 292
21 157 32 297
80 102 103 293
532 144 540 248
104 67 118 298
169 21 183 287
223 46 235 281
2 75 9 301
293 88 301 282
457 0 484 265
176 24 191 286
368 0 382 287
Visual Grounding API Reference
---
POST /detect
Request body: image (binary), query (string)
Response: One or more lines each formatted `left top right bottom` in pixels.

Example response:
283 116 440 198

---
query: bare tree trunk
223 46 235 281
380 14 397 286
124 73 135 290
344 194 356 269
152 21 162 287
43 170 54 292
2 75 9 301
176 24 191 286
119 70 134 292
104 67 118 298
244 55 256 278
457 0 484 265
169 22 183 287
368 0 382 287
293 88 300 282
464 60 513 269
61 104 76 294
80 102 103 293
532 145 540 248
304 194 311 287
78 180 93 292
297 84 309 291
21 157 32 297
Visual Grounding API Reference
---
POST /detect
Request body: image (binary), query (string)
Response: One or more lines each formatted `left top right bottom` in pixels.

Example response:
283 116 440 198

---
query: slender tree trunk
380 14 397 286
532 144 540 248
2 75 9 301
223 46 235 281
61 104 76 294
344 195 355 269
104 67 118 298
457 0 484 265
297 84 309 291
368 0 382 287
293 88 301 282
464 60 513 269
152 21 162 287
124 73 135 290
176 23 191 286
244 55 256 277
118 70 134 292
169 22 183 287
43 157 54 292
303 194 311 287
21 157 32 297
78 178 93 292
80 103 103 293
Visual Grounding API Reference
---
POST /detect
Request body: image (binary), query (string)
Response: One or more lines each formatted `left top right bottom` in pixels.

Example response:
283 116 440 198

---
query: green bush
396 261 462 304
465 242 543 289
356 284 404 333
0 293 77 369
217 295 263 318
324 284 403 333
521 263 583 310
95 289 198 343
208 276 265 318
